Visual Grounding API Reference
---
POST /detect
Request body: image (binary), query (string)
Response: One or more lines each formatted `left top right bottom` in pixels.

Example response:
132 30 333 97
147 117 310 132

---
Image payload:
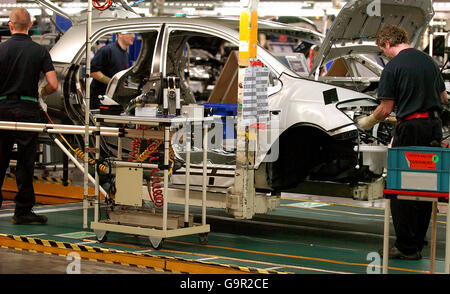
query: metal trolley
90 114 211 249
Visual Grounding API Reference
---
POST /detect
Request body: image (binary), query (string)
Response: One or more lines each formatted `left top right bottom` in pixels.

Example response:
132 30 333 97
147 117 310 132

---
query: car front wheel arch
263 125 328 190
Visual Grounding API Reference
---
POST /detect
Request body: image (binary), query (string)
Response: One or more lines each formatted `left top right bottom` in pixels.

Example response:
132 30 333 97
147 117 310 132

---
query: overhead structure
35 0 76 24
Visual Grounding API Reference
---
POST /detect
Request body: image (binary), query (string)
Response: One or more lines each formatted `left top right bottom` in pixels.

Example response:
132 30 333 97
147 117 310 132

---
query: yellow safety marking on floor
0 233 289 274
1 177 103 204
6 173 72 185
158 244 345 274
103 238 435 274
166 240 442 274
105 241 243 269
101 240 293 274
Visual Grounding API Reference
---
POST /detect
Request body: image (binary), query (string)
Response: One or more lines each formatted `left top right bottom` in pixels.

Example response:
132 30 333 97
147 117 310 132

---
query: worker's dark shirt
377 48 446 120
90 41 129 101
0 33 55 99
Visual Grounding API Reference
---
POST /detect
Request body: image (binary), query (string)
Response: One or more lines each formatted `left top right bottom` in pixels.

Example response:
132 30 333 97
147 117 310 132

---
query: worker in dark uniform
357 24 448 260
90 32 135 108
0 8 58 224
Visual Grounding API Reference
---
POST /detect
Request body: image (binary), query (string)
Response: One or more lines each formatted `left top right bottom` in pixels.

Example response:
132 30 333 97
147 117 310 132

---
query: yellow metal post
238 0 258 66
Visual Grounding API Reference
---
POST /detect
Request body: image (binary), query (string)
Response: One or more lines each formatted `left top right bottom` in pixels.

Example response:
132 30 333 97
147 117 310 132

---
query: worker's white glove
39 97 48 112
38 87 48 112
99 74 111 85
356 114 382 131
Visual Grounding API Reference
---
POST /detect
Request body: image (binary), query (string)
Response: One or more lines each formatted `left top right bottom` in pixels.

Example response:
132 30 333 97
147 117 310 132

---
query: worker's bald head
9 8 32 32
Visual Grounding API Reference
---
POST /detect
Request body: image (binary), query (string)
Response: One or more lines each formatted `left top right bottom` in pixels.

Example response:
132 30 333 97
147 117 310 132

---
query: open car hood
310 0 434 75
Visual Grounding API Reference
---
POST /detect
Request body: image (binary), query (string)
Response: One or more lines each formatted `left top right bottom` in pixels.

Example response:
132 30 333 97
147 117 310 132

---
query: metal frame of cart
382 189 450 274
90 114 211 249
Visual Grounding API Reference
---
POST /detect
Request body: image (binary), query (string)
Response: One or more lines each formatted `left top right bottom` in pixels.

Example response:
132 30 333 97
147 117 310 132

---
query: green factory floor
0 194 448 274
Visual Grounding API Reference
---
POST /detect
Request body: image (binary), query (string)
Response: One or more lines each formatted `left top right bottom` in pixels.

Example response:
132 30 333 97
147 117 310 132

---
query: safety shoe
11 211 48 225
378 247 422 260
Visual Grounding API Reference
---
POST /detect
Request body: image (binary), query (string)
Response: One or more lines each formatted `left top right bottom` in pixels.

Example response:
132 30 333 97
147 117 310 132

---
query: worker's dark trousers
391 117 443 254
0 101 40 215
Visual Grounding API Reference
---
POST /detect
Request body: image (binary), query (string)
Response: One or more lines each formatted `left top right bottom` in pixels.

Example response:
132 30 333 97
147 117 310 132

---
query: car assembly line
1 0 450 277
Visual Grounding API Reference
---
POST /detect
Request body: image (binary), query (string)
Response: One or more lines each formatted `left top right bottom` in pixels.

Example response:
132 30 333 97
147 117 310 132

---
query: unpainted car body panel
311 0 434 75
273 73 372 131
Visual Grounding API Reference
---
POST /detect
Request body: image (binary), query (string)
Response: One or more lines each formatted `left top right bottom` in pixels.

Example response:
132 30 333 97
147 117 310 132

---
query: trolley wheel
94 230 108 243
199 233 208 245
149 236 164 250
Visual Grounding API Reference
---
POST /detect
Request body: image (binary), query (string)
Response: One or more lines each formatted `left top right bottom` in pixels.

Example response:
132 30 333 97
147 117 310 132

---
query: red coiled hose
148 145 164 208
92 0 113 11
128 138 141 162
128 133 165 208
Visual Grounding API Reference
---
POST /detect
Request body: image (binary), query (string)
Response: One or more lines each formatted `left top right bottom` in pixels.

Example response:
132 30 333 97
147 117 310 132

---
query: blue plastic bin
199 103 237 139
386 146 450 193
201 103 237 116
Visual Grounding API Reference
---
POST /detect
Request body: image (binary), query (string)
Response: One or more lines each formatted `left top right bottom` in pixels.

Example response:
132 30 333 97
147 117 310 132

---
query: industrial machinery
90 111 212 249
33 0 437 221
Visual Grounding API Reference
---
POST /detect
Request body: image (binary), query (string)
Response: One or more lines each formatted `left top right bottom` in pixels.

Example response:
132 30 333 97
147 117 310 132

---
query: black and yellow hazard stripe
35 175 72 185
0 234 291 274
0 242 173 273
6 173 72 185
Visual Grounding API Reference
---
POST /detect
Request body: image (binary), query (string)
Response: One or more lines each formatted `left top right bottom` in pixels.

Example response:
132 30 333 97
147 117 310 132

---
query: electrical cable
130 0 145 7
124 104 136 114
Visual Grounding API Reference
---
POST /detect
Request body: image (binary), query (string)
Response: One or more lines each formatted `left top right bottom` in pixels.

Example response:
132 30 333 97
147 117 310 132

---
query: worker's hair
9 8 31 32
376 24 410 47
